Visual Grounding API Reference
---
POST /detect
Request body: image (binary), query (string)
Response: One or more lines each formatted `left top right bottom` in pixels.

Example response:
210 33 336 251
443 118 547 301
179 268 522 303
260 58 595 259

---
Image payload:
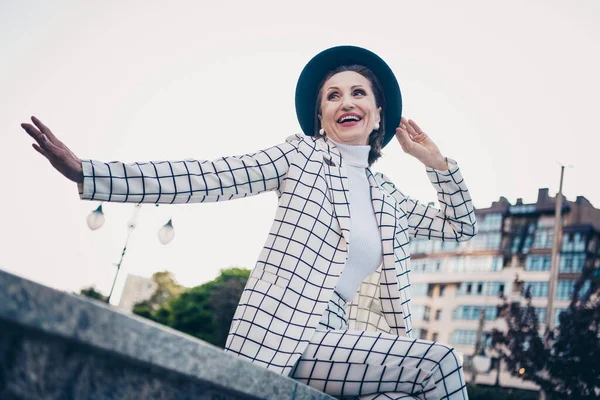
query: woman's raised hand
21 116 84 183
395 117 447 170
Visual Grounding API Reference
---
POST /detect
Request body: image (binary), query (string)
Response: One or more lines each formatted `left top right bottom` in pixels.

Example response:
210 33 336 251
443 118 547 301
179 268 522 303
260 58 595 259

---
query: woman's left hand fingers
397 117 443 167
407 119 424 134
400 117 425 145
395 126 413 154
403 118 425 141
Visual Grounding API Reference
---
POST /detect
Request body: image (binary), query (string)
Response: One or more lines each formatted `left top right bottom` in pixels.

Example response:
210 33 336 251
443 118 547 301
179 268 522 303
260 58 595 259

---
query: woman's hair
314 64 386 166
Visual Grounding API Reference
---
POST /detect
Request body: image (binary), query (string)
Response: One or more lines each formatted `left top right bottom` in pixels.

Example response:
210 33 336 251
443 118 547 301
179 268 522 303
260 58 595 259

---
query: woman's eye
327 92 339 100
353 89 366 96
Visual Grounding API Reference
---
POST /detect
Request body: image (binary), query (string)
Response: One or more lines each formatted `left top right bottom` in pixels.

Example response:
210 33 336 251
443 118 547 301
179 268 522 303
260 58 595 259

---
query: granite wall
0 270 334 400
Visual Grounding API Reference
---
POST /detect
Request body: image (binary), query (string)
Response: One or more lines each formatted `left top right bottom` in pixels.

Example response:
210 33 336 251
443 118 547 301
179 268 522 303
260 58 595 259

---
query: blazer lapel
319 139 351 253
366 169 409 335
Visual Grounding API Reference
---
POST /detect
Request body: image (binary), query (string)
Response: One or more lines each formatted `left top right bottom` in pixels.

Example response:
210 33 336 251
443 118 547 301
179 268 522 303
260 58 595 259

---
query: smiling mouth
337 115 362 127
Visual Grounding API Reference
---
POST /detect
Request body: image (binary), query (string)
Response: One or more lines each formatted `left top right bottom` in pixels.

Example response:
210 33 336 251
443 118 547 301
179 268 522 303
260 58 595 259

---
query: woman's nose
341 96 355 110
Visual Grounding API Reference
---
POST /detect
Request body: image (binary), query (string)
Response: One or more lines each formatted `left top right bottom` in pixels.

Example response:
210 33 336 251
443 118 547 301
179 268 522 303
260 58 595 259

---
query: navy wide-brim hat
295 45 402 148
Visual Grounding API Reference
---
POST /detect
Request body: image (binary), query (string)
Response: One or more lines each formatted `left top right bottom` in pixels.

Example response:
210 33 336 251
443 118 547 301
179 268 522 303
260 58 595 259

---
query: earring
374 122 380 131
319 128 325 135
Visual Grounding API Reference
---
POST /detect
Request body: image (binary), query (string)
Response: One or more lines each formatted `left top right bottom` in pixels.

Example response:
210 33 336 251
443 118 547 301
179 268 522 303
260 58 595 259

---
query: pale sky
1 0 599 304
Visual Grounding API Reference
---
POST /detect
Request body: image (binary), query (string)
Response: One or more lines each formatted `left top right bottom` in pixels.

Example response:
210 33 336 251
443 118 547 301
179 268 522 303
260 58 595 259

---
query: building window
435 309 442 321
458 281 504 296
439 284 446 297
559 253 586 273
556 280 572 301
432 332 439 342
447 256 503 273
525 255 552 271
575 233 586 252
524 282 549 297
533 228 554 249
562 232 587 252
440 241 460 252
412 258 446 273
479 213 503 232
511 223 536 254
556 280 591 301
450 330 482 345
453 305 497 321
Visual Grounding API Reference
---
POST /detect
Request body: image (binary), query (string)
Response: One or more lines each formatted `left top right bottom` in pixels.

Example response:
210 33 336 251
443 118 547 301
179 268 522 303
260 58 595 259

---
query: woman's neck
328 137 370 168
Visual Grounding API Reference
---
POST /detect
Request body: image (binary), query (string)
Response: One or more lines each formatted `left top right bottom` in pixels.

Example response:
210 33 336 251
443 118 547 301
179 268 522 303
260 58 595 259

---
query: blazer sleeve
77 135 300 204
381 158 478 241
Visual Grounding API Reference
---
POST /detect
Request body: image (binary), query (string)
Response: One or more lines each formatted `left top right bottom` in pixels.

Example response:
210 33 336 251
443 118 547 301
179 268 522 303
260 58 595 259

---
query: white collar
328 138 370 168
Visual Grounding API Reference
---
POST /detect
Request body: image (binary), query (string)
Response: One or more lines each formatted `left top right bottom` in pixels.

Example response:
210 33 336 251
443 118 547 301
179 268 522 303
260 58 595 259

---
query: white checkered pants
290 291 469 399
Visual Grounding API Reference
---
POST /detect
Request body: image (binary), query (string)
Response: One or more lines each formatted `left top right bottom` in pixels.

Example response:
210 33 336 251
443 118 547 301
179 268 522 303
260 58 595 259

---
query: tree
132 271 185 317
491 268 600 399
78 286 108 302
133 267 250 348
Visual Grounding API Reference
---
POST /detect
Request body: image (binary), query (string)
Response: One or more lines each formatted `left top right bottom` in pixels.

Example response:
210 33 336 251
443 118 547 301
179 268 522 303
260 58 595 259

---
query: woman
21 46 477 399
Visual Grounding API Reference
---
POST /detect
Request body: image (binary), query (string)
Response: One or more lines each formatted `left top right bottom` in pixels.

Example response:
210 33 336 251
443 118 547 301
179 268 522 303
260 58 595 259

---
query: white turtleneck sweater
329 138 383 303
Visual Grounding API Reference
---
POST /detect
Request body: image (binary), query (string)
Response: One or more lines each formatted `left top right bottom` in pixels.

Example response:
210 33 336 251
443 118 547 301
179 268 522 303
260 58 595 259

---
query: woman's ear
376 107 382 124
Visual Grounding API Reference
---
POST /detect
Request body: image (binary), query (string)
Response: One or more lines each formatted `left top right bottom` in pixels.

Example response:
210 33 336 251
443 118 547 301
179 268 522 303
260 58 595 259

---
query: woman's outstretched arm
21 116 299 204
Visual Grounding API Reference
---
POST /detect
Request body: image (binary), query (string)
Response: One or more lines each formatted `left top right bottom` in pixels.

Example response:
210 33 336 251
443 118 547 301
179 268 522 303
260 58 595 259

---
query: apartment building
408 188 600 389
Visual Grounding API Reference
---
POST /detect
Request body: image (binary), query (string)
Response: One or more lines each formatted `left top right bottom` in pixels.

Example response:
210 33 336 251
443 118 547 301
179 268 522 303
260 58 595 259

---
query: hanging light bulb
158 218 175 245
86 204 105 230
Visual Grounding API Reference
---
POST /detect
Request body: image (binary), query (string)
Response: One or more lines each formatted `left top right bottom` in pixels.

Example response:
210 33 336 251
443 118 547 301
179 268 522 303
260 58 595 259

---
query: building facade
117 274 158 313
408 188 600 390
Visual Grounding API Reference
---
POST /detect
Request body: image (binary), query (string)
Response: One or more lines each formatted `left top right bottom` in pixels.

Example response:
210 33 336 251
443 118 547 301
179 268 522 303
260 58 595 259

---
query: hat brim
295 45 402 149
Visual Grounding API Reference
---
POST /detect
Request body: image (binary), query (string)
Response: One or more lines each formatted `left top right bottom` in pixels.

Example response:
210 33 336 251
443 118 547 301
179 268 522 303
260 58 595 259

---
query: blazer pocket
250 268 291 290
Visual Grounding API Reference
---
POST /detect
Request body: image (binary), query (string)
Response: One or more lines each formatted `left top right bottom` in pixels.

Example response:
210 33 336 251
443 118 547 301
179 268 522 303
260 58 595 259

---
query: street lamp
158 219 175 245
86 204 105 230
86 203 174 304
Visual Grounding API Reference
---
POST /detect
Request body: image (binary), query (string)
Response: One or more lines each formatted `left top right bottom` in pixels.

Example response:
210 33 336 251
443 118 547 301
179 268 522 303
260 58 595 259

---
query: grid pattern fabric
78 133 478 378
291 290 468 399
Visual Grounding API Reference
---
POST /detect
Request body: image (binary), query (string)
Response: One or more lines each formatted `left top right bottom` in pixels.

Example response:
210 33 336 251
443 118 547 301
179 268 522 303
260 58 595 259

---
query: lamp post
86 203 175 304
540 163 572 400
471 307 489 382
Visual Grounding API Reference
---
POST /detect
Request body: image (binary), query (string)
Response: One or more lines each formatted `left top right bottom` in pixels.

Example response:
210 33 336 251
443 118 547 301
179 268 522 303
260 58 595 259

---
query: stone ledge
0 269 334 400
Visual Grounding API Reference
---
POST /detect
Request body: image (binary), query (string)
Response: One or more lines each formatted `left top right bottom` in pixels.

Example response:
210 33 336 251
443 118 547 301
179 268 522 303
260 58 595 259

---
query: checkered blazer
78 133 478 376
